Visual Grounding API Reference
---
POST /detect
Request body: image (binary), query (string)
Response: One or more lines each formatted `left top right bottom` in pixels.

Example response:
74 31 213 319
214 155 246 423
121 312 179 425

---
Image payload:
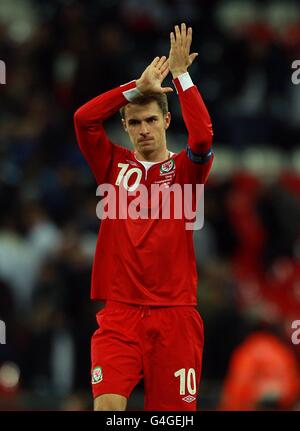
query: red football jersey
74 74 214 305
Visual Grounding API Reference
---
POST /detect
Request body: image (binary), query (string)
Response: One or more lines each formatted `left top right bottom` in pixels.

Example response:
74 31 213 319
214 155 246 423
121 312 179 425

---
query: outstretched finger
174 25 181 43
160 58 169 74
181 23 187 48
186 27 192 53
188 52 198 66
161 86 173 94
157 55 167 70
160 65 170 81
170 31 175 48
151 56 160 67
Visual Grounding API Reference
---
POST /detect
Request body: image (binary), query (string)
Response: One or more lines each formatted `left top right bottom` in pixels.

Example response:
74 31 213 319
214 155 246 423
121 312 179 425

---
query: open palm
169 23 198 78
136 56 173 95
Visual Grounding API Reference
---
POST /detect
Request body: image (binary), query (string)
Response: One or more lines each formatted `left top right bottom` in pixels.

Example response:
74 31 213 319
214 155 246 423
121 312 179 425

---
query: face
122 101 171 158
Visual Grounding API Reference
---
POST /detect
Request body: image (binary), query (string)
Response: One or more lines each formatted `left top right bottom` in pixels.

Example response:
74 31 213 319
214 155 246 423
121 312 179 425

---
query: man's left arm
173 72 214 179
169 23 214 183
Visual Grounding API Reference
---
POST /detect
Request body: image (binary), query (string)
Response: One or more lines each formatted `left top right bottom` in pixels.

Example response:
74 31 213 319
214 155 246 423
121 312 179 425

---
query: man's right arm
73 81 141 184
74 55 171 184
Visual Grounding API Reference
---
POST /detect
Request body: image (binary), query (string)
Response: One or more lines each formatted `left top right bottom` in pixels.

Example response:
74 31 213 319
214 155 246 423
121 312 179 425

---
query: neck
134 148 170 163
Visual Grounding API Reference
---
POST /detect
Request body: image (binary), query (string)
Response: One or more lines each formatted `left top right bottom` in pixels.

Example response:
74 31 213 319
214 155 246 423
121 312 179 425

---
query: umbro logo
182 395 196 403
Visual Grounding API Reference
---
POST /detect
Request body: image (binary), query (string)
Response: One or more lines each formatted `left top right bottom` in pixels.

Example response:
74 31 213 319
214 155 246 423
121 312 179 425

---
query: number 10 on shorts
174 368 196 395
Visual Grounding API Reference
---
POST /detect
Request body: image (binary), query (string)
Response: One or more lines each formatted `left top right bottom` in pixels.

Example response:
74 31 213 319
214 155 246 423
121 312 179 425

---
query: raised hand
136 56 173 95
169 23 198 79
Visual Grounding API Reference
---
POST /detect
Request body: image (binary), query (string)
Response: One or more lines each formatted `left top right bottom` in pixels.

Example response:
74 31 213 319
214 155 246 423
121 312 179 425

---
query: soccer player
74 23 214 411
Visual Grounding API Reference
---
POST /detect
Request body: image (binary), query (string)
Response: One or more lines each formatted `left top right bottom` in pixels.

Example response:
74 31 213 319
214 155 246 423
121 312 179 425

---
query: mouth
139 138 154 144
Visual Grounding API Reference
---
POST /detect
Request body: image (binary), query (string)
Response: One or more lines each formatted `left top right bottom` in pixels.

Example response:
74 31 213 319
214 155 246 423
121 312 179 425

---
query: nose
139 121 149 135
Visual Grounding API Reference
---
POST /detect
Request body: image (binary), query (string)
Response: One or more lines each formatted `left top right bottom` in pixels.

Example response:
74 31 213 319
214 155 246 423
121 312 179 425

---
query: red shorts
91 300 204 410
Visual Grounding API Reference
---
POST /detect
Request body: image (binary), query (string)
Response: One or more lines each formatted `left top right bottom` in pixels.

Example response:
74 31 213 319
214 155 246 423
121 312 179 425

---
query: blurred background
0 0 300 411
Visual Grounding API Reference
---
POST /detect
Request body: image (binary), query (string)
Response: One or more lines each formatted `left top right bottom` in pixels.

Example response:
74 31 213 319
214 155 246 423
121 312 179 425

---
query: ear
122 118 128 132
164 112 171 130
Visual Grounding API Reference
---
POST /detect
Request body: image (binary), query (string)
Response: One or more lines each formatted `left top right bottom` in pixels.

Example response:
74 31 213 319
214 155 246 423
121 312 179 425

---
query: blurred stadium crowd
0 0 300 410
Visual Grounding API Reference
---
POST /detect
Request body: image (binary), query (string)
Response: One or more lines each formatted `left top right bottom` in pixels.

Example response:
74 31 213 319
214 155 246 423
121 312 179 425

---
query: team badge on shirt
92 366 103 384
160 159 175 174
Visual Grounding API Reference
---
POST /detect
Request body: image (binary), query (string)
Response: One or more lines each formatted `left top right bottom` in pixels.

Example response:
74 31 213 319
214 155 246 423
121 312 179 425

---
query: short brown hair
120 93 169 120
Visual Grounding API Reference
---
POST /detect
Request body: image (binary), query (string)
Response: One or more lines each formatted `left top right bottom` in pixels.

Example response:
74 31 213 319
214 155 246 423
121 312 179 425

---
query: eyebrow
127 115 159 124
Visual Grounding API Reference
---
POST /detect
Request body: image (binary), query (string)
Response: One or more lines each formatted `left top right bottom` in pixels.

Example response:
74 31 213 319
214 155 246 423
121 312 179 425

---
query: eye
147 118 157 123
129 120 139 126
